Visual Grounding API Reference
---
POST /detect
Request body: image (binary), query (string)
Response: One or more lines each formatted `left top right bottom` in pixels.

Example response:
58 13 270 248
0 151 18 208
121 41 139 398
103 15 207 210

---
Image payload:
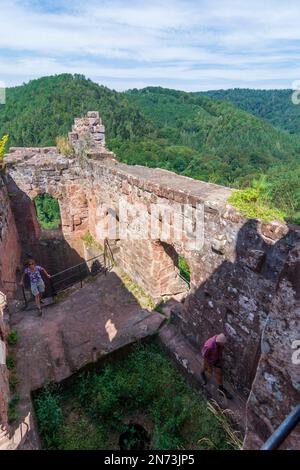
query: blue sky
1 0 300 91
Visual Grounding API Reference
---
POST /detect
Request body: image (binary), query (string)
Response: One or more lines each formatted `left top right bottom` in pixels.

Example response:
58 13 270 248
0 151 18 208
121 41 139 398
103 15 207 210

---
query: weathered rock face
180 221 300 398
244 243 300 449
0 177 21 429
3 112 300 449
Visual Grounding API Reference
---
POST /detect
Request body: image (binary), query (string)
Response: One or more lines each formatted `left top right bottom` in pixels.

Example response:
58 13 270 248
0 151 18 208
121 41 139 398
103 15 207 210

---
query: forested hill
0 75 299 222
196 89 300 135
0 74 153 147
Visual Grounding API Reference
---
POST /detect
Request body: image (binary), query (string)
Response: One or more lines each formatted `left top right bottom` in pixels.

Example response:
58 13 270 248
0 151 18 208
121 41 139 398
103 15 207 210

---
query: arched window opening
178 255 191 284
34 194 61 230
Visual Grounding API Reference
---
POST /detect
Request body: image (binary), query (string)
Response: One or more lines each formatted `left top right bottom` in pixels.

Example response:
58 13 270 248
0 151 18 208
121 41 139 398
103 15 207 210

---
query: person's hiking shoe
38 308 43 317
218 385 233 400
40 299 44 304
201 371 207 385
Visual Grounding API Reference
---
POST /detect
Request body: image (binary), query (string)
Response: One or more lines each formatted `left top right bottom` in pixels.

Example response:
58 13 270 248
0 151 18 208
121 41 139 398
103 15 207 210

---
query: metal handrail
261 404 300 450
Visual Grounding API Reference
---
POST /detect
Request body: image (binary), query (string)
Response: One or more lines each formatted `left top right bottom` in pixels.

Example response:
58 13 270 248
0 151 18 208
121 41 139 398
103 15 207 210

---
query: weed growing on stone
56 136 74 157
6 353 16 370
33 341 241 450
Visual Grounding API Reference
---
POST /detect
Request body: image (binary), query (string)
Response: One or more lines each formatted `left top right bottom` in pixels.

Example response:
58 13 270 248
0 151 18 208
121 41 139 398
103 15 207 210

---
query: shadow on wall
176 219 300 399
6 177 86 284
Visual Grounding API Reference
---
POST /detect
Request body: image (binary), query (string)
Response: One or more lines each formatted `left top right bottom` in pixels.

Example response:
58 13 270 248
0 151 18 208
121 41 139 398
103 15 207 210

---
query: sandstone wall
0 176 21 429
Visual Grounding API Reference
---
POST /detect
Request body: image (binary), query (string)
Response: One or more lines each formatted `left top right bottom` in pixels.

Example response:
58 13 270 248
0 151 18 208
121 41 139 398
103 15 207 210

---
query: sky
1 0 300 91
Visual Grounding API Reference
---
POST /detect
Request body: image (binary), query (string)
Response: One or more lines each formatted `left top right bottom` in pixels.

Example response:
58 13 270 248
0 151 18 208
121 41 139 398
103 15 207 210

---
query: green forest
0 74 299 223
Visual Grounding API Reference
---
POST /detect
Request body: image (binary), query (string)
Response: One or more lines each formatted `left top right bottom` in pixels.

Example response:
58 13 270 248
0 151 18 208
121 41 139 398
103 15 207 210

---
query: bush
0 134 8 168
56 136 74 157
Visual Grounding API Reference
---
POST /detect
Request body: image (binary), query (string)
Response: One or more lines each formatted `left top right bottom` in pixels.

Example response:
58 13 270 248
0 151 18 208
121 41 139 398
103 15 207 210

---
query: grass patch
82 231 103 251
33 341 242 450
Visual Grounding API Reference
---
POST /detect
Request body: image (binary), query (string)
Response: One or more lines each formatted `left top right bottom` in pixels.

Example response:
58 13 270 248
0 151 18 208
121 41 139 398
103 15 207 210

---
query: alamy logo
95 197 205 251
291 340 300 365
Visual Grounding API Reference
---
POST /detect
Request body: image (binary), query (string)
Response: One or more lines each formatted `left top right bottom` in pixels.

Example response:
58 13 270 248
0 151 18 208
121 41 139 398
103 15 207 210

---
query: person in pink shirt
201 333 232 400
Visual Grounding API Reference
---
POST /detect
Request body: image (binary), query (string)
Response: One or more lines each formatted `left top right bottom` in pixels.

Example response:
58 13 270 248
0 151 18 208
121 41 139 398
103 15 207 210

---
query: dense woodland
198 88 300 135
0 74 299 223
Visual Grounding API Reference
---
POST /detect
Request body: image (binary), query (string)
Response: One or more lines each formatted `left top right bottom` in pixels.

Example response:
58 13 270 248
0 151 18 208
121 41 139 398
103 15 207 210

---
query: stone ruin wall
0 176 21 430
2 112 300 449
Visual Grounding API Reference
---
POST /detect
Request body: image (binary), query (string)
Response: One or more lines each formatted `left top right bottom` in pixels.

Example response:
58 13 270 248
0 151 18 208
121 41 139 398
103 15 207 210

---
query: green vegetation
56 135 74 157
198 88 300 135
34 194 61 230
1 75 300 223
6 353 16 370
34 386 64 449
0 134 8 168
82 231 103 250
178 256 191 284
118 269 155 309
33 342 241 450
7 329 18 346
229 176 286 222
